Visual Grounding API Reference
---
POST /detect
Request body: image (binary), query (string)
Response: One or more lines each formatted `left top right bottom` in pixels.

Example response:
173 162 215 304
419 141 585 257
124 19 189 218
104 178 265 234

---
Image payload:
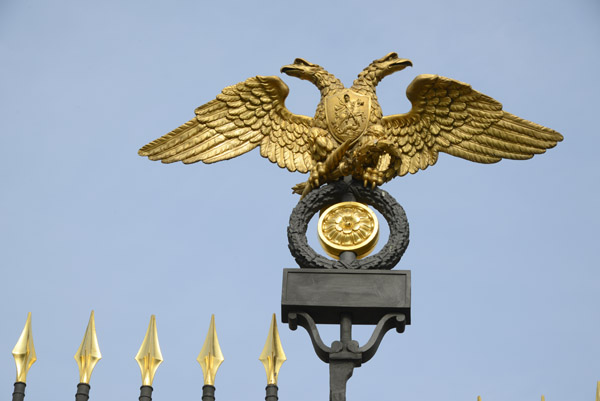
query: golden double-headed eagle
139 53 562 196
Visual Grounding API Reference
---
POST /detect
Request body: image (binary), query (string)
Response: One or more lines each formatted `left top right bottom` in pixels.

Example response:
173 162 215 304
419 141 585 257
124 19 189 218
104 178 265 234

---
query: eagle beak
376 57 413 81
281 58 315 76
280 64 299 75
281 64 307 78
390 58 413 70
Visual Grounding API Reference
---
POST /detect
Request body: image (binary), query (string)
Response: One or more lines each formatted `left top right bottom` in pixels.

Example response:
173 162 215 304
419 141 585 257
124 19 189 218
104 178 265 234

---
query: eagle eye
294 58 311 66
385 52 398 61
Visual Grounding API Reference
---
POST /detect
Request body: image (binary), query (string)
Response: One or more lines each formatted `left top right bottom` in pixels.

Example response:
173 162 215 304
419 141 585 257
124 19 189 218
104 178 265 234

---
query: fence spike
259 313 287 386
135 315 163 386
197 314 224 386
12 312 36 383
74 310 102 384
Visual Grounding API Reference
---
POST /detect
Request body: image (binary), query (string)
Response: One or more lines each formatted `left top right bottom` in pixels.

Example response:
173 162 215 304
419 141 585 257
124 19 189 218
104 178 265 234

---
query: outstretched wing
138 76 314 173
382 74 563 176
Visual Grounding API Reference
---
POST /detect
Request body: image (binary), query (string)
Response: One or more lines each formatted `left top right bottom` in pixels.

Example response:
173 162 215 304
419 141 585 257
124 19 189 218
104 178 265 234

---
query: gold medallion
317 202 379 259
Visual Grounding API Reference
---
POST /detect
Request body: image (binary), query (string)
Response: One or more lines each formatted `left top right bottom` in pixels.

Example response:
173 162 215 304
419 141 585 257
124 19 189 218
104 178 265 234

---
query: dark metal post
75 383 90 401
340 188 356 202
329 361 354 401
329 313 357 401
265 384 279 401
339 314 352 344
139 385 153 401
202 385 216 401
12 382 26 401
339 251 356 264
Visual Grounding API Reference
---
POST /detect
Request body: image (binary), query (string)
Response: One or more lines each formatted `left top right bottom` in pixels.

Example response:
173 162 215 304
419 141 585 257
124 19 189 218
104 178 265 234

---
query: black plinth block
281 269 411 325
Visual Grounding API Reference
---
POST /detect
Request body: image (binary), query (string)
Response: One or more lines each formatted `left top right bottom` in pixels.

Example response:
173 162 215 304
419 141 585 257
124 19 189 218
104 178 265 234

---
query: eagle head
281 58 326 85
371 53 413 81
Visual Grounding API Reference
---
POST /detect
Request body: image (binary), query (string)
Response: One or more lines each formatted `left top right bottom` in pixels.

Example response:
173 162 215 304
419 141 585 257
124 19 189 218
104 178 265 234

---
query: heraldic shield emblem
324 90 371 144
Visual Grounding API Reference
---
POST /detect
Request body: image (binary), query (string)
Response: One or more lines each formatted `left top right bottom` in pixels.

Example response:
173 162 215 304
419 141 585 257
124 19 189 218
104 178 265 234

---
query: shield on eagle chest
325 90 371 143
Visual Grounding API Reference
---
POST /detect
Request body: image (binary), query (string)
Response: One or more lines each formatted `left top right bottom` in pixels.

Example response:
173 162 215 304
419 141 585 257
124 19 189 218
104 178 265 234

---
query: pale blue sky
1 1 599 400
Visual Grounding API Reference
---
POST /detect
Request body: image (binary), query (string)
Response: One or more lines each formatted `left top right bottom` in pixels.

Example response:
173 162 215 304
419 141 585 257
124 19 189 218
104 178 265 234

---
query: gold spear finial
596 381 600 401
197 314 224 386
12 312 37 383
541 395 545 401
74 310 102 384
135 315 163 386
477 396 482 401
259 314 287 385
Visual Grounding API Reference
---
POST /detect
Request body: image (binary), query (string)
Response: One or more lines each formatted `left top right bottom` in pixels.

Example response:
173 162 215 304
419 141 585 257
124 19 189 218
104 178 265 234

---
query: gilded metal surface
596 381 600 401
197 315 224 386
325 90 371 144
135 315 163 386
74 310 102 384
12 312 36 383
317 202 379 259
259 314 287 385
138 53 562 197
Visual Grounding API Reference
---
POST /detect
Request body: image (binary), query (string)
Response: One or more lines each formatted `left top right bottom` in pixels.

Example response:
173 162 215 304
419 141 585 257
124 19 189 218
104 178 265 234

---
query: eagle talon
309 162 328 188
363 167 384 189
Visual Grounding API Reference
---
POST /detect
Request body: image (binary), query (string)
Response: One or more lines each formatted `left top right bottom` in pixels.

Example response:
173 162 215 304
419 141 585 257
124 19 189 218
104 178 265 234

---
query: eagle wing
138 76 314 173
382 74 563 176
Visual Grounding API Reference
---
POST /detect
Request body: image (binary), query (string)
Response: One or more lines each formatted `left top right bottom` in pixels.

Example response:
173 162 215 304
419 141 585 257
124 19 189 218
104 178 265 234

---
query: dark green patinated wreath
287 178 409 270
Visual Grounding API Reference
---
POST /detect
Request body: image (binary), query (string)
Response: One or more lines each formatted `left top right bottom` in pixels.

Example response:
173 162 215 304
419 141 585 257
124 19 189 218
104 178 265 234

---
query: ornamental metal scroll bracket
287 312 332 363
287 311 406 401
287 312 406 363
